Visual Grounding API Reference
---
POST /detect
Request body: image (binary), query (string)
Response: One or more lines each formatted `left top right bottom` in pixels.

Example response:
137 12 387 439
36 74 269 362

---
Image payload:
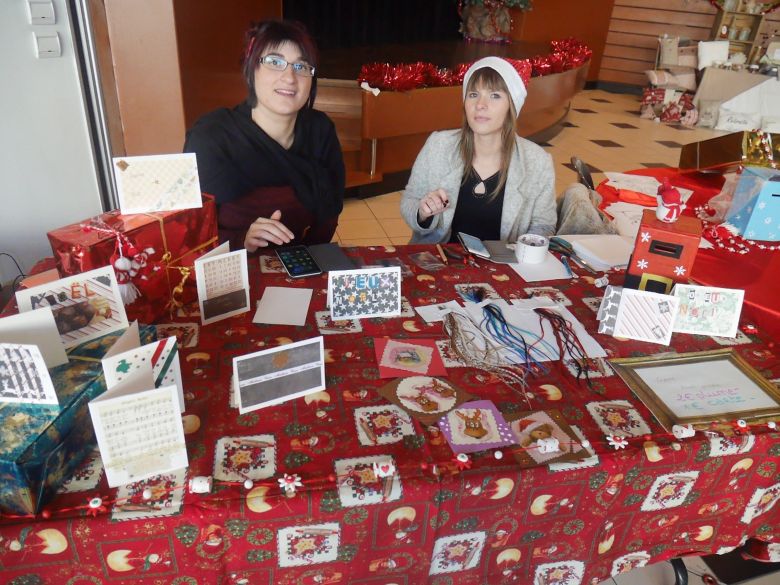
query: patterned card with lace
113 153 202 214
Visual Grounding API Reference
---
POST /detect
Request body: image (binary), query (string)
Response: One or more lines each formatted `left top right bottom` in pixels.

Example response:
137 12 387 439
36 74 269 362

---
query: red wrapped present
47 196 218 323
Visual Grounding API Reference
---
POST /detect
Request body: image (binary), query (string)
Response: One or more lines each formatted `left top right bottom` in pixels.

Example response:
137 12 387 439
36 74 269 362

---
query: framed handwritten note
610 349 780 431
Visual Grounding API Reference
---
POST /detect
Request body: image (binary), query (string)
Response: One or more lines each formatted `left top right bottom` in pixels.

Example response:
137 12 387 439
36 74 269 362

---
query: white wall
0 0 103 284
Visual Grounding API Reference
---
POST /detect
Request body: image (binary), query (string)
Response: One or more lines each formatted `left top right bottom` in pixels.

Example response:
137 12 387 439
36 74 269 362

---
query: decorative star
674 265 686 276
640 231 651 243
636 259 649 270
278 473 303 496
607 435 628 450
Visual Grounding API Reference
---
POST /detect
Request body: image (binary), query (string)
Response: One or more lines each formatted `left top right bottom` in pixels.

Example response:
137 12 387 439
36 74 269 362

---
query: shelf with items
710 4 767 63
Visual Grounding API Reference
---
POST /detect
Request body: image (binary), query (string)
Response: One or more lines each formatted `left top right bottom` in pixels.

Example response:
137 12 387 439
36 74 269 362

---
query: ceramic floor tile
390 236 412 246
365 191 403 219
379 218 413 238
337 218 383 239
339 199 375 220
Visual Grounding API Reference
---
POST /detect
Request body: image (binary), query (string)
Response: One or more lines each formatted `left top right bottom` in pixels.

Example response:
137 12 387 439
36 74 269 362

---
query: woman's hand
417 188 450 223
244 210 294 252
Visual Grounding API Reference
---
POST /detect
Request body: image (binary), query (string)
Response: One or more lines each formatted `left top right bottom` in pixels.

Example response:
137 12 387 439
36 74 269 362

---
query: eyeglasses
259 55 315 77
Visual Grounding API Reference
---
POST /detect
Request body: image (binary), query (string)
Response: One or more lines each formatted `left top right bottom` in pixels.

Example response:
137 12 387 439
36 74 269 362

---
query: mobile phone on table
275 245 322 278
457 232 491 259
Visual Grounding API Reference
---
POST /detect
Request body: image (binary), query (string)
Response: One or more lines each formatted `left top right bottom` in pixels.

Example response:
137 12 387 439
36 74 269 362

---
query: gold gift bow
142 211 218 318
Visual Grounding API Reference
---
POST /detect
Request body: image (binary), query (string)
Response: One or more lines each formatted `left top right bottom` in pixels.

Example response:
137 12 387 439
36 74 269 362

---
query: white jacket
400 129 557 244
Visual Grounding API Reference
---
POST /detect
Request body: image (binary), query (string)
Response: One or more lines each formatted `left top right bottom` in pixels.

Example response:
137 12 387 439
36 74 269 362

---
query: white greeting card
233 337 325 414
613 289 679 345
113 153 202 214
89 384 187 487
0 306 68 368
0 342 58 406
672 284 744 338
15 266 129 349
327 266 401 320
253 287 313 326
101 322 184 411
194 242 250 325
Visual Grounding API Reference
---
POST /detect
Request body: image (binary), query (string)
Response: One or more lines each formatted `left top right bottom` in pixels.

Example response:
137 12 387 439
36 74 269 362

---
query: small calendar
194 242 250 325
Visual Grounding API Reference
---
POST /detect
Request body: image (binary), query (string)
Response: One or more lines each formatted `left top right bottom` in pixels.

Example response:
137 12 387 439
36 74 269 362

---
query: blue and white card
327 267 401 320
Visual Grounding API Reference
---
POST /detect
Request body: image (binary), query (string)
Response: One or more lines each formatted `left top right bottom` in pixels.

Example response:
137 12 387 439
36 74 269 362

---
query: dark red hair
241 20 319 109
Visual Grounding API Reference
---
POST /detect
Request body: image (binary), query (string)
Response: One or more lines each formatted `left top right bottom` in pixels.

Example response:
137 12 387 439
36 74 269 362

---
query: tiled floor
335 89 780 584
334 88 726 246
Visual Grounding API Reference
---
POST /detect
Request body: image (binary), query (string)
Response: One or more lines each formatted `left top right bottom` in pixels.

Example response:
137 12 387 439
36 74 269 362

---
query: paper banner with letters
328 266 401 320
16 266 129 349
671 284 744 338
113 153 202 215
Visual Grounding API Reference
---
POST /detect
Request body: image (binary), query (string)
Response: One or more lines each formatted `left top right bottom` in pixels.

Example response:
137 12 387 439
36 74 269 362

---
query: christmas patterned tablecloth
1 245 779 585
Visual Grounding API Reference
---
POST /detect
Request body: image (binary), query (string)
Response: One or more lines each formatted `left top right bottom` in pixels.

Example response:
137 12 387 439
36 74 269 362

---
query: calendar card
233 336 325 414
15 266 129 349
327 266 401 320
102 323 185 411
194 242 250 325
89 384 188 487
0 342 58 406
113 153 202 214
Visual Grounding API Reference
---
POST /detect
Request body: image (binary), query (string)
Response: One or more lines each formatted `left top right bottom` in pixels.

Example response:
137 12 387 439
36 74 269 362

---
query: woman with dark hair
400 57 556 244
185 20 345 251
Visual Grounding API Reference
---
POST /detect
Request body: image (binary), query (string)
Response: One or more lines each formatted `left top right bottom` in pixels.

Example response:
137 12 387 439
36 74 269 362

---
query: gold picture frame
610 349 780 431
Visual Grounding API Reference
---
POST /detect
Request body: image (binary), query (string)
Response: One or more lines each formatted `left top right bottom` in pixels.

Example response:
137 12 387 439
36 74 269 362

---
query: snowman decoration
656 178 684 223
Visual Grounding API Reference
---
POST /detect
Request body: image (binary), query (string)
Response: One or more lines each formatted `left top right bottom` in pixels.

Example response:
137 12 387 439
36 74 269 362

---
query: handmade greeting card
194 242 250 325
0 342 58 406
0 306 68 368
101 323 184 411
373 338 446 378
504 410 584 467
376 375 473 425
438 400 515 454
16 266 129 349
89 384 188 487
328 266 401 320
672 284 744 338
113 153 202 214
253 287 313 326
598 286 679 345
232 336 325 414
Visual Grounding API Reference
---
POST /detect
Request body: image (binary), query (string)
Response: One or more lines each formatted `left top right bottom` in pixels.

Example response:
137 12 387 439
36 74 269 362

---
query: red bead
420 462 428 470
327 474 336 482
40 509 51 519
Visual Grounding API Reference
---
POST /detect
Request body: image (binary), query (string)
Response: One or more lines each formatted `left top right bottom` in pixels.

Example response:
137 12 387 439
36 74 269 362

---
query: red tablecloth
597 168 780 341
2 245 779 585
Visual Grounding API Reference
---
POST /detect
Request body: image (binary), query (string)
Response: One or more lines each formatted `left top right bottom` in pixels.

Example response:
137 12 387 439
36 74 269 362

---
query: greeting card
376 376 473 425
232 337 325 414
113 153 202 214
328 266 401 320
504 410 585 467
194 242 250 325
374 337 446 378
0 306 68 368
16 266 128 349
0 342 58 406
672 284 744 338
598 286 679 345
437 400 515 454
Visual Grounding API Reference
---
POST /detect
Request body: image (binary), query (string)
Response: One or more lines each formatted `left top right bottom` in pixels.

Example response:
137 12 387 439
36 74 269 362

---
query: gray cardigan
400 129 557 244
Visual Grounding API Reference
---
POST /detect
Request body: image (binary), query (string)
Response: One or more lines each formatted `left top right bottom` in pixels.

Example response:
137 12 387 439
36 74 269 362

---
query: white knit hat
462 56 527 118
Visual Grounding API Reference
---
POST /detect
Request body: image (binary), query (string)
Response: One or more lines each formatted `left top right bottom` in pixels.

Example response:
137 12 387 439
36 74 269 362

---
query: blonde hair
458 67 518 201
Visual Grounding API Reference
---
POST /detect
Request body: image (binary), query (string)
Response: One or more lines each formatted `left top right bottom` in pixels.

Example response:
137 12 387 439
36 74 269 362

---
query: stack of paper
559 234 634 271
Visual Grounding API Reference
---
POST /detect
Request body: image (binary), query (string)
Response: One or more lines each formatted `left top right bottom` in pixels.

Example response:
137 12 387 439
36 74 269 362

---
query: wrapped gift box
0 326 156 516
47 196 217 324
678 131 780 173
726 166 780 241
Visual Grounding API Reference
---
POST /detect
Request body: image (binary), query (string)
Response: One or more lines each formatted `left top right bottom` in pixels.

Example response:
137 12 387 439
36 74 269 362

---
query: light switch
33 32 61 58
27 1 56 25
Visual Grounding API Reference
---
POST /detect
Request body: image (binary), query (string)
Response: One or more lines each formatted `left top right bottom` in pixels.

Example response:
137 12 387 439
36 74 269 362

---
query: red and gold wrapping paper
46 196 218 324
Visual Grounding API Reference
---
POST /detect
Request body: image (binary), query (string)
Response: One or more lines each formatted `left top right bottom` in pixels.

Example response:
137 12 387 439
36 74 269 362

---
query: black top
183 103 345 247
448 169 505 243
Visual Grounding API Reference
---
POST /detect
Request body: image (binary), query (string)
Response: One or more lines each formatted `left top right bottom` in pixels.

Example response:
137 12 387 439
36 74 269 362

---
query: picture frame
610 349 780 431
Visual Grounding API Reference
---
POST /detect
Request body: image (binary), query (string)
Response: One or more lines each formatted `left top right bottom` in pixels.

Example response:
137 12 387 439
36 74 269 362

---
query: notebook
558 234 633 271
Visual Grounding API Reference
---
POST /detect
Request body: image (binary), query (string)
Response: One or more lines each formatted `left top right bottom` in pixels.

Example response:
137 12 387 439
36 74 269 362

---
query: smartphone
276 245 323 278
457 232 491 259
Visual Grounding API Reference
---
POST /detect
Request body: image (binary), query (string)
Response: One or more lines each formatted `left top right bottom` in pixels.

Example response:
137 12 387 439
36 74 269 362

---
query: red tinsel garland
358 38 591 92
